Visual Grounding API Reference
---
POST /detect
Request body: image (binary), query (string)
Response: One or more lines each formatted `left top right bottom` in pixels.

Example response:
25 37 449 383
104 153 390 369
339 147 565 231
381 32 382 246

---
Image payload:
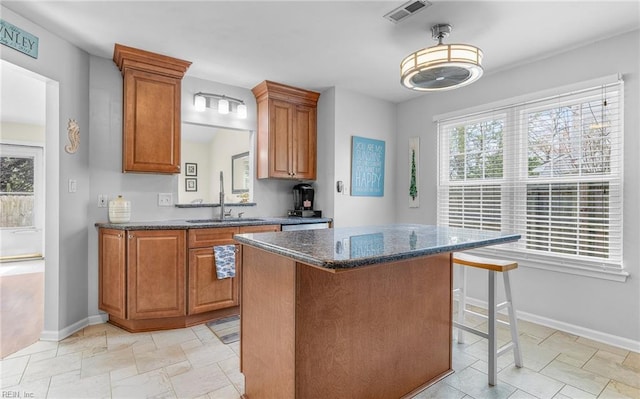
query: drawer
188 227 239 248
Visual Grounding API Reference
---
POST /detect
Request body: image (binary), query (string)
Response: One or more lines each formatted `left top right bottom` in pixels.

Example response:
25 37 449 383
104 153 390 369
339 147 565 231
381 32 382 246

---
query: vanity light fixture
193 92 247 119
401 24 483 91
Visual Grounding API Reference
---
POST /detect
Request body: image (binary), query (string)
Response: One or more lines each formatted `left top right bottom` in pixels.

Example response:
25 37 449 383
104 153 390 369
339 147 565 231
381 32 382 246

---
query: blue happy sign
351 136 385 197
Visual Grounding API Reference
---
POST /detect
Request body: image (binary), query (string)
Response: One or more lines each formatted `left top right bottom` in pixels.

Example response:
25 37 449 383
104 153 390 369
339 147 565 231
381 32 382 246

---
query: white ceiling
3 1 640 105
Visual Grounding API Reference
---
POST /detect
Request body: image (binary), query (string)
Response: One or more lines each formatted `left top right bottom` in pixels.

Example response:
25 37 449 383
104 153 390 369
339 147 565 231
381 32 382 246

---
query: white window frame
435 75 627 282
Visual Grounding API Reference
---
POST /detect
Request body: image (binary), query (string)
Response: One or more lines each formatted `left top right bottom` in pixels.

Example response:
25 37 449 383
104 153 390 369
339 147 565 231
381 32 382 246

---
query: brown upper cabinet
113 44 191 174
252 81 320 180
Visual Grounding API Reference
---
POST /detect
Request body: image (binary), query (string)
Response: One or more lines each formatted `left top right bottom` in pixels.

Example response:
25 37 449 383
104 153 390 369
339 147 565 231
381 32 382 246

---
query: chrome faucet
219 171 225 220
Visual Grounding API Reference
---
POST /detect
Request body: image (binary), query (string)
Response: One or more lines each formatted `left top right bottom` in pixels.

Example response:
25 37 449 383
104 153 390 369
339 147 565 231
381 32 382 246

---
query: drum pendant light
401 24 483 91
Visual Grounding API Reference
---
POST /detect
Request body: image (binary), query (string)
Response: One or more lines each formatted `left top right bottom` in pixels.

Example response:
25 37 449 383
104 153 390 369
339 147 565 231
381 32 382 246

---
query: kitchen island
234 224 520 399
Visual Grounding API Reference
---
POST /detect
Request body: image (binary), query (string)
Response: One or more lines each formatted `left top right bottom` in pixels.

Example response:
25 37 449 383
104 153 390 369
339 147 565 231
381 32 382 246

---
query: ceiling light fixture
401 24 483 91
193 92 247 119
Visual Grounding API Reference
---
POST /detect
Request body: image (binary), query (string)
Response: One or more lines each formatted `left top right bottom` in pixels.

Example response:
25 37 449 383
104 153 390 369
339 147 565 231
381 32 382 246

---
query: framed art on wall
185 162 197 176
185 178 197 192
351 136 385 197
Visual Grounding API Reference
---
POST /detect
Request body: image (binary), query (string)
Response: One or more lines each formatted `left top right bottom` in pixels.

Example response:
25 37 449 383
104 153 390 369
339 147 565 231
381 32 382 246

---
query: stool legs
488 270 498 386
457 266 467 344
503 271 523 368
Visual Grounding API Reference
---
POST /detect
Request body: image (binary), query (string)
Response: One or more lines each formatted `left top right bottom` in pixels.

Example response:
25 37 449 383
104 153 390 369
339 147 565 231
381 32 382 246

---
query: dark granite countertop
95 216 332 230
234 224 521 270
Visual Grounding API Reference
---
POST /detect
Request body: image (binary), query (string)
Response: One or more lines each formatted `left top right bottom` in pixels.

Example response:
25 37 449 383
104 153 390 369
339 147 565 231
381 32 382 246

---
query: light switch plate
68 179 77 193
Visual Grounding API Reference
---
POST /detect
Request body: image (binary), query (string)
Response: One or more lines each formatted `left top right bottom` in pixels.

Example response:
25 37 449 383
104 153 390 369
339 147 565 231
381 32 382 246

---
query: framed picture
185 178 197 192
185 162 198 176
351 136 385 197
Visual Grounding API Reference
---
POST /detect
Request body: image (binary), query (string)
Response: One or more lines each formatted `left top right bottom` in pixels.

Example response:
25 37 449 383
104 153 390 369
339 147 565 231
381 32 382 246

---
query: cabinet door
127 230 186 319
292 105 317 180
123 69 181 173
98 229 126 319
188 246 239 314
269 99 295 178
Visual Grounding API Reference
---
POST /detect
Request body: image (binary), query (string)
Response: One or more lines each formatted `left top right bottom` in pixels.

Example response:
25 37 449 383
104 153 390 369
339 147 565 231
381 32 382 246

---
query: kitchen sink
185 218 264 223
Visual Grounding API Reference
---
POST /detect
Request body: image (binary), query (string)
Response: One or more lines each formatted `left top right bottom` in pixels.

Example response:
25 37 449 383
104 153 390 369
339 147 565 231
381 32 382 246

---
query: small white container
108 195 131 223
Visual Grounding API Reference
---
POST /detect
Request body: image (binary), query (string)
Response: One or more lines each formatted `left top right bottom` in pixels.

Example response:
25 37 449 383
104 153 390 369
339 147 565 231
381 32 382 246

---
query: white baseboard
463 297 640 353
39 313 109 342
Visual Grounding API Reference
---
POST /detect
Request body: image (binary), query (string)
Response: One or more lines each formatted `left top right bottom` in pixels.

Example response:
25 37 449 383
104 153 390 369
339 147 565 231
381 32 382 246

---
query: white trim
464 297 640 353
469 247 629 282
433 73 621 122
39 314 109 342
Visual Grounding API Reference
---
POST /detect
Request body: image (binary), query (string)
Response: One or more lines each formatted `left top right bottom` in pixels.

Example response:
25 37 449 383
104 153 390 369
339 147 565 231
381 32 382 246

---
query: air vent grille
383 0 432 23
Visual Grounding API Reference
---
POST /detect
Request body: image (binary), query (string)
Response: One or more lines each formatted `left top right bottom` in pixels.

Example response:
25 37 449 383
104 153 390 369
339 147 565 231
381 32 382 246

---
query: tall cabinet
252 81 320 180
113 44 191 174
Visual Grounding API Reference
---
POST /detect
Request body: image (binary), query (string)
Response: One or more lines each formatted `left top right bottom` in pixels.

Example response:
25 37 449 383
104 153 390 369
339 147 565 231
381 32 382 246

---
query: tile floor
1 311 638 399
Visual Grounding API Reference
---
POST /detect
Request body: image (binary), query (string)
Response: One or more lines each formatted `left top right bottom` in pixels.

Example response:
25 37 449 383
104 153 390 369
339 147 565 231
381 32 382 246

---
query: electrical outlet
158 193 173 207
98 194 108 208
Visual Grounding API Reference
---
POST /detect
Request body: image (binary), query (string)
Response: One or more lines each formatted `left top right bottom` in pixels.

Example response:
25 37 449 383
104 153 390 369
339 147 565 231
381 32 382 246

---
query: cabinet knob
128 234 134 239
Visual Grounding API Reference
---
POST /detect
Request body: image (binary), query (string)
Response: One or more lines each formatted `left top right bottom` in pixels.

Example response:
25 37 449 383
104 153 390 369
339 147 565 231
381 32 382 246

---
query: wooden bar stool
452 252 523 386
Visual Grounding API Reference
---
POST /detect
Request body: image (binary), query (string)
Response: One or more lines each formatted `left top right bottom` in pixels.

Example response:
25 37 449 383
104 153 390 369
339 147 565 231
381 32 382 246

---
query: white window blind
436 77 624 273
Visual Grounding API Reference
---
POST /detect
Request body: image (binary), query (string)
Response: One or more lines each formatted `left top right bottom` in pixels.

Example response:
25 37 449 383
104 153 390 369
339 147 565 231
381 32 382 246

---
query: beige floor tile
217 356 244 392
81 347 135 379
575 337 629 358
56 333 107 356
182 340 236 368
444 364 518 399
539 332 597 368
411 379 466 399
106 331 154 352
462 340 518 370
598 380 640 399
111 368 175 398
582 350 640 389
169 362 230 398
508 389 538 399
2 375 51 399
517 320 557 341
452 344 480 371
109 364 139 383
623 351 640 371
0 355 29 383
164 360 193 378
555 384 597 399
22 352 82 382
3 340 58 360
151 328 199 349
207 384 242 399
540 359 609 395
47 369 111 399
192 324 218 344
227 341 240 357
519 339 560 372
498 365 564 399
134 344 187 374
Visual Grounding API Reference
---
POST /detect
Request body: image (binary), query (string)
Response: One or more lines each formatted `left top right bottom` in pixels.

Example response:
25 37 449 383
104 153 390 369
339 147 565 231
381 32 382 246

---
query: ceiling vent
384 0 432 23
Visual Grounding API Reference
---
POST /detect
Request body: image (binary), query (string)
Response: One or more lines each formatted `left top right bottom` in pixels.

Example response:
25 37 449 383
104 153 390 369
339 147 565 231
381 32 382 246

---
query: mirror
232 151 250 193
179 123 252 204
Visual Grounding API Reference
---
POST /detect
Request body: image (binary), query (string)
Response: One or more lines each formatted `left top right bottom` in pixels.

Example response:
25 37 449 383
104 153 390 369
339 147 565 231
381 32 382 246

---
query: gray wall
396 30 640 346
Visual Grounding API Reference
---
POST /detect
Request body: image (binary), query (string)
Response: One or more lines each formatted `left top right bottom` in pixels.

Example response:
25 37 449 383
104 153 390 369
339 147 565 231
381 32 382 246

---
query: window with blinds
437 77 623 271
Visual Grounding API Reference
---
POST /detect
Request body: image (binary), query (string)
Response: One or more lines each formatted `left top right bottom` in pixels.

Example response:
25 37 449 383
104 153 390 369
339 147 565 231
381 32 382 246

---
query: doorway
0 59 49 357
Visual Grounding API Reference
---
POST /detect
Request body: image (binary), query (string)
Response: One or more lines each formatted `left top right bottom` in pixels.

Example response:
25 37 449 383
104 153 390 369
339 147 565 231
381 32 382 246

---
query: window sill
466 247 629 282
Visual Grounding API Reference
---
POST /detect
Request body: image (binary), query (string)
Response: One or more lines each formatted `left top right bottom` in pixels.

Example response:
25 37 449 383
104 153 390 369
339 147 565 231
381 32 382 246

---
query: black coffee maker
289 184 321 217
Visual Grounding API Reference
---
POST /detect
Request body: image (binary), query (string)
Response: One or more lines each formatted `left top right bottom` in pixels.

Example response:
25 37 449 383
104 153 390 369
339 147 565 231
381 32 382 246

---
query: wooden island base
241 246 453 399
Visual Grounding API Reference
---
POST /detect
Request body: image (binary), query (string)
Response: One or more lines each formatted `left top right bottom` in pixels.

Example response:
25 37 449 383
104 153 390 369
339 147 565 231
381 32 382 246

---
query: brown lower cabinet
98 224 279 332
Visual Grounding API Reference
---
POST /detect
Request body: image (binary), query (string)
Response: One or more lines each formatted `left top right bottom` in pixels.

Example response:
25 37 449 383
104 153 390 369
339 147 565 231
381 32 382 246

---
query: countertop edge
95 217 332 230
234 231 521 270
